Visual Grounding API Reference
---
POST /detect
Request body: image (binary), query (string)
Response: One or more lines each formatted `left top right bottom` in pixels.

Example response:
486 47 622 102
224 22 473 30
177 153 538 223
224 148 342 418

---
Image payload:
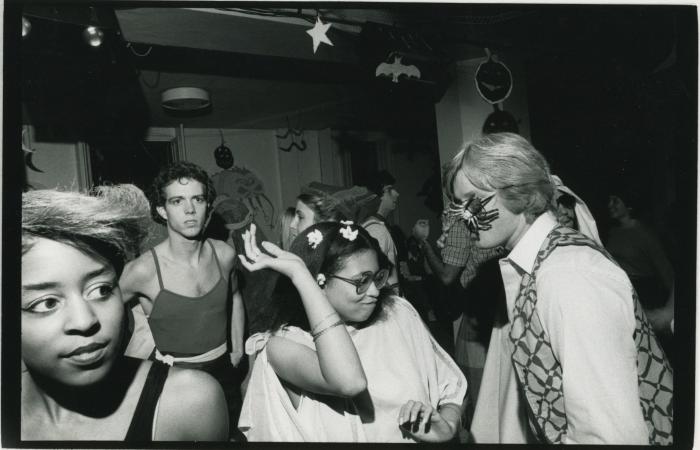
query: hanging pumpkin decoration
475 49 519 134
214 129 233 169
475 49 513 104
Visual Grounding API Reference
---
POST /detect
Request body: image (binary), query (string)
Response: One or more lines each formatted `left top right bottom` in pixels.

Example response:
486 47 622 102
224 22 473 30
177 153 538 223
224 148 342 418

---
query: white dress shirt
471 212 649 444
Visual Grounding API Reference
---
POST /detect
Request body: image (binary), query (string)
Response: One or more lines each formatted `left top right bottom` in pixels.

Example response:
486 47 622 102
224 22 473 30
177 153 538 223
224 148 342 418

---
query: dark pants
150 351 245 441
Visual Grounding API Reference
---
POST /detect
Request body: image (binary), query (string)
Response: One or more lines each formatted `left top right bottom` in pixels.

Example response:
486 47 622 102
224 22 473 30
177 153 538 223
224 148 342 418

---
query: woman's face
324 249 381 324
607 195 629 221
290 200 316 235
555 203 576 229
379 185 400 213
21 238 124 387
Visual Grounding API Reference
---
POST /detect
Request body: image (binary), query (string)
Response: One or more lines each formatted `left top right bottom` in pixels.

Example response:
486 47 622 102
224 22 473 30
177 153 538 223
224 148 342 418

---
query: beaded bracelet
312 320 344 341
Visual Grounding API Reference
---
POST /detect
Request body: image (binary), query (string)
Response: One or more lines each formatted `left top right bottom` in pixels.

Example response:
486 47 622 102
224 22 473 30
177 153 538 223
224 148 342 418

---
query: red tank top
147 241 228 356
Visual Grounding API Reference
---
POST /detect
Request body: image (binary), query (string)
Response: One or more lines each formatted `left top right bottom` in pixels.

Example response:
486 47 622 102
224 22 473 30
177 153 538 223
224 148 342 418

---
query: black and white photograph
3 1 696 447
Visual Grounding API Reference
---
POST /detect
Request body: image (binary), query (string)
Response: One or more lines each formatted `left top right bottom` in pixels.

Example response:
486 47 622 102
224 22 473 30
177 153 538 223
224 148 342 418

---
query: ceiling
21 4 683 135
114 6 460 131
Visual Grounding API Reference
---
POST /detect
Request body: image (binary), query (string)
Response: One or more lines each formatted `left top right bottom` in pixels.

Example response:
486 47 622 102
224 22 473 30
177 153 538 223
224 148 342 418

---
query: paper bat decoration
276 117 307 152
375 56 421 83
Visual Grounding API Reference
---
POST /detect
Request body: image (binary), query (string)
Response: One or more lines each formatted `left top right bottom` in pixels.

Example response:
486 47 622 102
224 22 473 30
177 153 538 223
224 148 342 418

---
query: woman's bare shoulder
155 366 229 441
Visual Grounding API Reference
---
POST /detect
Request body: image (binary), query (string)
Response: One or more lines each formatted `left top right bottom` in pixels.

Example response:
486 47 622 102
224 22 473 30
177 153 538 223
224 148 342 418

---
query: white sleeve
364 223 399 286
394 298 467 408
364 223 394 263
536 251 649 445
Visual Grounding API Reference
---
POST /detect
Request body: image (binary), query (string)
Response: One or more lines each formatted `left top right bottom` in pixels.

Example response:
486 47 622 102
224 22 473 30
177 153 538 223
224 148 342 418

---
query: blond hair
460 133 554 222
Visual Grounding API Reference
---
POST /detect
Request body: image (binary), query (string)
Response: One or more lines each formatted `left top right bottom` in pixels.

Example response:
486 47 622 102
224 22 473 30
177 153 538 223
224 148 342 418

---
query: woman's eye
194 197 205 203
24 297 62 314
357 275 372 286
86 283 116 301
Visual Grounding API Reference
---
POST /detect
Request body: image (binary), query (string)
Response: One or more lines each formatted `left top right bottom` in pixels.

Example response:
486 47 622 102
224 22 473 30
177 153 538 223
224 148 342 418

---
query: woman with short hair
21 185 228 441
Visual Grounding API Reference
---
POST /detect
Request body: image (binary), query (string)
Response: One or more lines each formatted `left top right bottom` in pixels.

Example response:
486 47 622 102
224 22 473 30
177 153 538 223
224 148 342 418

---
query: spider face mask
446 193 499 238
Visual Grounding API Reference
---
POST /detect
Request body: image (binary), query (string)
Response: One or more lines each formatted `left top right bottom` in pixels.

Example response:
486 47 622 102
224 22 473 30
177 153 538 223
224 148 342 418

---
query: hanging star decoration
306 16 333 54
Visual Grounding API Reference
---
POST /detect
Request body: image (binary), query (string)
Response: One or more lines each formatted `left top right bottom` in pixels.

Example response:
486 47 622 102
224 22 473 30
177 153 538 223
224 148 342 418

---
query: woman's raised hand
238 224 307 280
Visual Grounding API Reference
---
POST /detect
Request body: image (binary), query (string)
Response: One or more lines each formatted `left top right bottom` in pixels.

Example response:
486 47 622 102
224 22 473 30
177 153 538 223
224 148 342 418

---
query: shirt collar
506 211 558 275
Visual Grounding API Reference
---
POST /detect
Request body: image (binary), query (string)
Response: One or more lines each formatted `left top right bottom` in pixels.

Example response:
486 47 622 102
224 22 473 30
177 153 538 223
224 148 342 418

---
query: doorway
89 139 178 193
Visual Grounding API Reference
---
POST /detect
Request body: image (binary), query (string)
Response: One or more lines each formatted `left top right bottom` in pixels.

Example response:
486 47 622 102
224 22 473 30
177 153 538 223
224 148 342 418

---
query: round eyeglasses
327 268 390 294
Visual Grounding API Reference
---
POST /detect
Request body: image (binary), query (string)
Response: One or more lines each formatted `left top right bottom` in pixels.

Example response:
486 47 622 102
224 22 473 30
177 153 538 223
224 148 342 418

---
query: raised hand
398 400 457 443
238 224 307 281
436 232 448 249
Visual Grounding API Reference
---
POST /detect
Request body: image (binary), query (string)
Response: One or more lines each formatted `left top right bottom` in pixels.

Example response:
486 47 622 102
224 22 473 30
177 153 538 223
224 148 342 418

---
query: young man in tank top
119 161 245 440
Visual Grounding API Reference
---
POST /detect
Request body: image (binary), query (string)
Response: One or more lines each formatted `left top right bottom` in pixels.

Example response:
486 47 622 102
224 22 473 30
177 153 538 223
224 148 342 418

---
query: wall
21 124 439 247
180 127 338 243
179 127 438 244
276 130 322 210
24 126 89 191
183 128 282 241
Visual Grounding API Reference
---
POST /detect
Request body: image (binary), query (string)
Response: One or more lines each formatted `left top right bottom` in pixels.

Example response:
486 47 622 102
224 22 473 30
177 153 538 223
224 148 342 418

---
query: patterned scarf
508 226 673 444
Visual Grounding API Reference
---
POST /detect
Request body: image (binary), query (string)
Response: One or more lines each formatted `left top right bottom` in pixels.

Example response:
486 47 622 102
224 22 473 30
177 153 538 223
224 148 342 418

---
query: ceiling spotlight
83 7 104 47
83 25 104 47
22 16 31 38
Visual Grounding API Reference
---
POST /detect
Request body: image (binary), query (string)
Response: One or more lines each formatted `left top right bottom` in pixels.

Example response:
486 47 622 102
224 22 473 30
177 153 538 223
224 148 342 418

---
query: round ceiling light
161 87 211 112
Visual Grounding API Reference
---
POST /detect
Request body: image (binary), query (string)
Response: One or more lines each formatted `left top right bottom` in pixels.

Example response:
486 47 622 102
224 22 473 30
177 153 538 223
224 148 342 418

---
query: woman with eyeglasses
237 222 466 442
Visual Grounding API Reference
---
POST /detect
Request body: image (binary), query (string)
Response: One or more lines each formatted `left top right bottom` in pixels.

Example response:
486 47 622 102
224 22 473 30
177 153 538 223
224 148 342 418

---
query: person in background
119 161 245 440
396 220 435 323
455 133 672 444
238 222 466 442
279 206 297 251
605 188 675 361
289 182 376 235
554 192 578 229
21 185 228 441
551 175 602 244
357 170 401 292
